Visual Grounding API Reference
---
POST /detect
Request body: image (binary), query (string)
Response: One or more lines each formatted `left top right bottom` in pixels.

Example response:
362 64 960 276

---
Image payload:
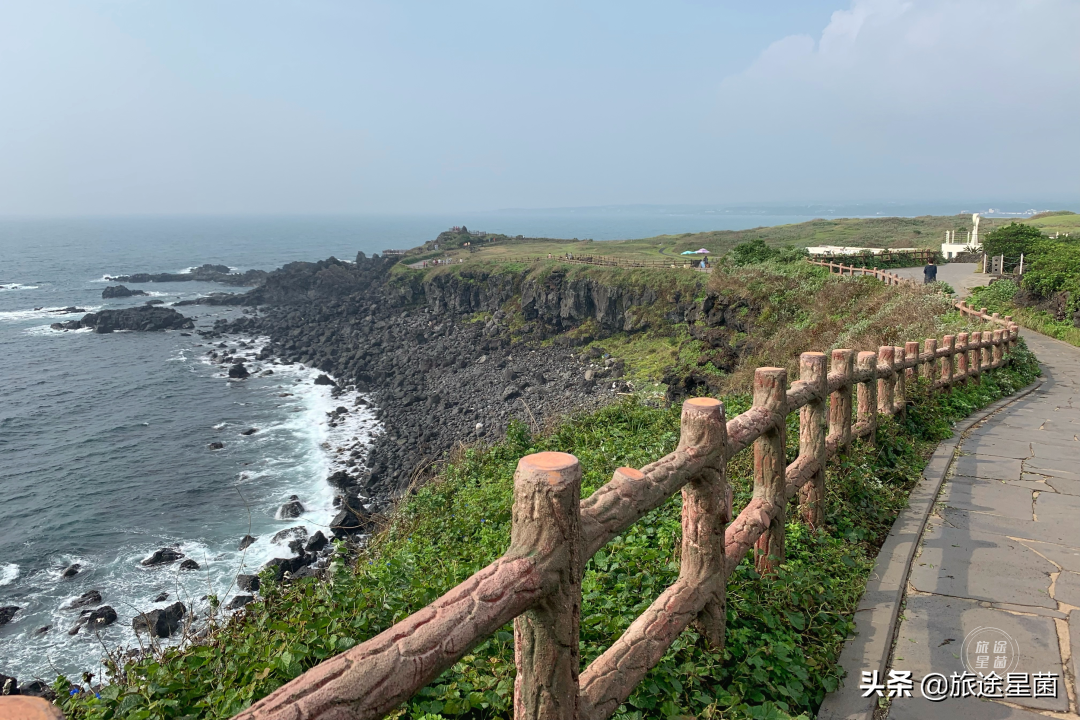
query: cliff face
418 267 696 333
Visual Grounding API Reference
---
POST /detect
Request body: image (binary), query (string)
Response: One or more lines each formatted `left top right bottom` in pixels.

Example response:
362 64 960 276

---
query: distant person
923 258 938 284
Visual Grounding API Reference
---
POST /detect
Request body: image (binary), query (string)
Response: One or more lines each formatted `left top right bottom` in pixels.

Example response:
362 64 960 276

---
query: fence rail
807 249 936 267
235 262 1020 720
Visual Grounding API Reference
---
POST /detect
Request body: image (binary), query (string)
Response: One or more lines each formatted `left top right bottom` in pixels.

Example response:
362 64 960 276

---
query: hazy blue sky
1 0 1076 214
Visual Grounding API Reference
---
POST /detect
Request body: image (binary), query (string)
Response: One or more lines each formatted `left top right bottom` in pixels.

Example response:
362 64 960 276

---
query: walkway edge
816 375 1046 720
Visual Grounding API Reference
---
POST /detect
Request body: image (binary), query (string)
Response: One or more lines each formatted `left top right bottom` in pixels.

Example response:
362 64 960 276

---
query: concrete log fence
232 261 1021 720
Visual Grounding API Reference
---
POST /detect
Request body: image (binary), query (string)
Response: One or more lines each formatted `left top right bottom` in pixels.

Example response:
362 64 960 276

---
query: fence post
922 338 937 382
798 353 828 529
678 398 729 651
956 332 969 384
980 331 992 371
753 367 788 575
904 341 919 381
828 349 854 455
512 452 582 720
940 335 955 387
892 345 906 414
992 329 1004 366
856 351 878 441
877 346 895 415
969 331 982 381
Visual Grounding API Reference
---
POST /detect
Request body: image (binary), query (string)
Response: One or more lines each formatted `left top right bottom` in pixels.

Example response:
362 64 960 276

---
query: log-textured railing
810 258 1018 331
234 263 1021 720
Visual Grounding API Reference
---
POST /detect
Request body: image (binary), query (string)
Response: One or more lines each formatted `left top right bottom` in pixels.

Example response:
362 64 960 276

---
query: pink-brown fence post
513 452 582 720
955 332 969 384
828 349 854 455
877 346 895 415
892 346 906 415
679 398 729 650
798 353 828 528
992 329 1004 366
969 331 982 381
855 351 878 441
904 341 919 382
940 335 955 387
921 338 937 382
753 367 788 575
980 331 991 371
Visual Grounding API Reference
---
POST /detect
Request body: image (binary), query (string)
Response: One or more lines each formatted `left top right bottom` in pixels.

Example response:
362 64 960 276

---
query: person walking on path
923 258 938 284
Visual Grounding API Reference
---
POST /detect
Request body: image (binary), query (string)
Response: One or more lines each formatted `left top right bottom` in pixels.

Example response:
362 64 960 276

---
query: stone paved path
891 262 991 299
888 330 1080 718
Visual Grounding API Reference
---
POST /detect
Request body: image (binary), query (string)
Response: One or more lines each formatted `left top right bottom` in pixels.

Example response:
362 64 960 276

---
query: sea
0 206 1044 682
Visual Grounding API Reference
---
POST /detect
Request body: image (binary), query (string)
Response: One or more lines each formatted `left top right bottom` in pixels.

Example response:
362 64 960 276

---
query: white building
941 213 982 259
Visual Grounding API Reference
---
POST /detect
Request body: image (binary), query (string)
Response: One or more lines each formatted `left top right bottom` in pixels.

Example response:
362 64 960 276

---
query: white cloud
713 0 1080 200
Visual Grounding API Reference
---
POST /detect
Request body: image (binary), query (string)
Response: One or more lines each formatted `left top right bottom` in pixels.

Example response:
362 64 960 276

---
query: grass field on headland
418 213 1037 265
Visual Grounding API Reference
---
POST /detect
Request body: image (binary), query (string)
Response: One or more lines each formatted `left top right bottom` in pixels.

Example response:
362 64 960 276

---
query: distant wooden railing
810 259 1020 332
234 265 1020 720
808 249 937 267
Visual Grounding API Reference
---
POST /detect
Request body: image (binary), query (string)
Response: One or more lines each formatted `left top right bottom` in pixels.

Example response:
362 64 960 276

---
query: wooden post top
0 697 65 719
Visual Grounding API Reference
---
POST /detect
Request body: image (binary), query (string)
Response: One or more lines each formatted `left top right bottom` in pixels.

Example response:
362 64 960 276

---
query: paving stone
1051 571 1080 607
909 523 1055 608
990 602 1066 619
1017 539 1080 573
939 477 1034 521
1025 459 1080 482
951 455 1024 481
959 436 1034 460
942 506 1080 547
891 594 1066 712
1033 491 1080 527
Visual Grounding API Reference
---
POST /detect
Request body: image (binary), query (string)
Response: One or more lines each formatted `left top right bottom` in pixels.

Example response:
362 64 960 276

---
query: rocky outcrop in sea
51 306 195 333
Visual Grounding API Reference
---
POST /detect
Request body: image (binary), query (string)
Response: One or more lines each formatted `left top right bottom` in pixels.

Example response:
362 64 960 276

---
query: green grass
58 345 1041 720
968 280 1080 349
1022 210 1080 237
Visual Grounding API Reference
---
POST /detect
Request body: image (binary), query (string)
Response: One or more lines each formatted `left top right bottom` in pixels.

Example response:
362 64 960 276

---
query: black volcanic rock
313 374 336 386
330 506 372 538
278 497 304 518
226 595 255 610
259 554 315 583
102 285 148 299
132 601 186 638
107 264 266 287
82 605 117 630
208 441 224 450
179 559 200 571
61 563 82 579
304 531 329 553
238 535 256 551
236 574 260 592
141 547 184 566
228 363 250 379
0 606 18 625
51 306 194 333
68 590 102 609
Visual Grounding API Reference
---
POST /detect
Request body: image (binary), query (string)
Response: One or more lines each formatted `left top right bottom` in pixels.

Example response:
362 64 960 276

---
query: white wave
0 283 40 291
0 306 100 323
0 562 19 585
24 325 93 336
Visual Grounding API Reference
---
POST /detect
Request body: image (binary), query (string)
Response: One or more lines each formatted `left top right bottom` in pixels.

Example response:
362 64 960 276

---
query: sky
0 0 1077 215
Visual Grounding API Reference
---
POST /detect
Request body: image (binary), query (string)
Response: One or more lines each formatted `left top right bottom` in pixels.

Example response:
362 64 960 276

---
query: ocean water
0 208 964 682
